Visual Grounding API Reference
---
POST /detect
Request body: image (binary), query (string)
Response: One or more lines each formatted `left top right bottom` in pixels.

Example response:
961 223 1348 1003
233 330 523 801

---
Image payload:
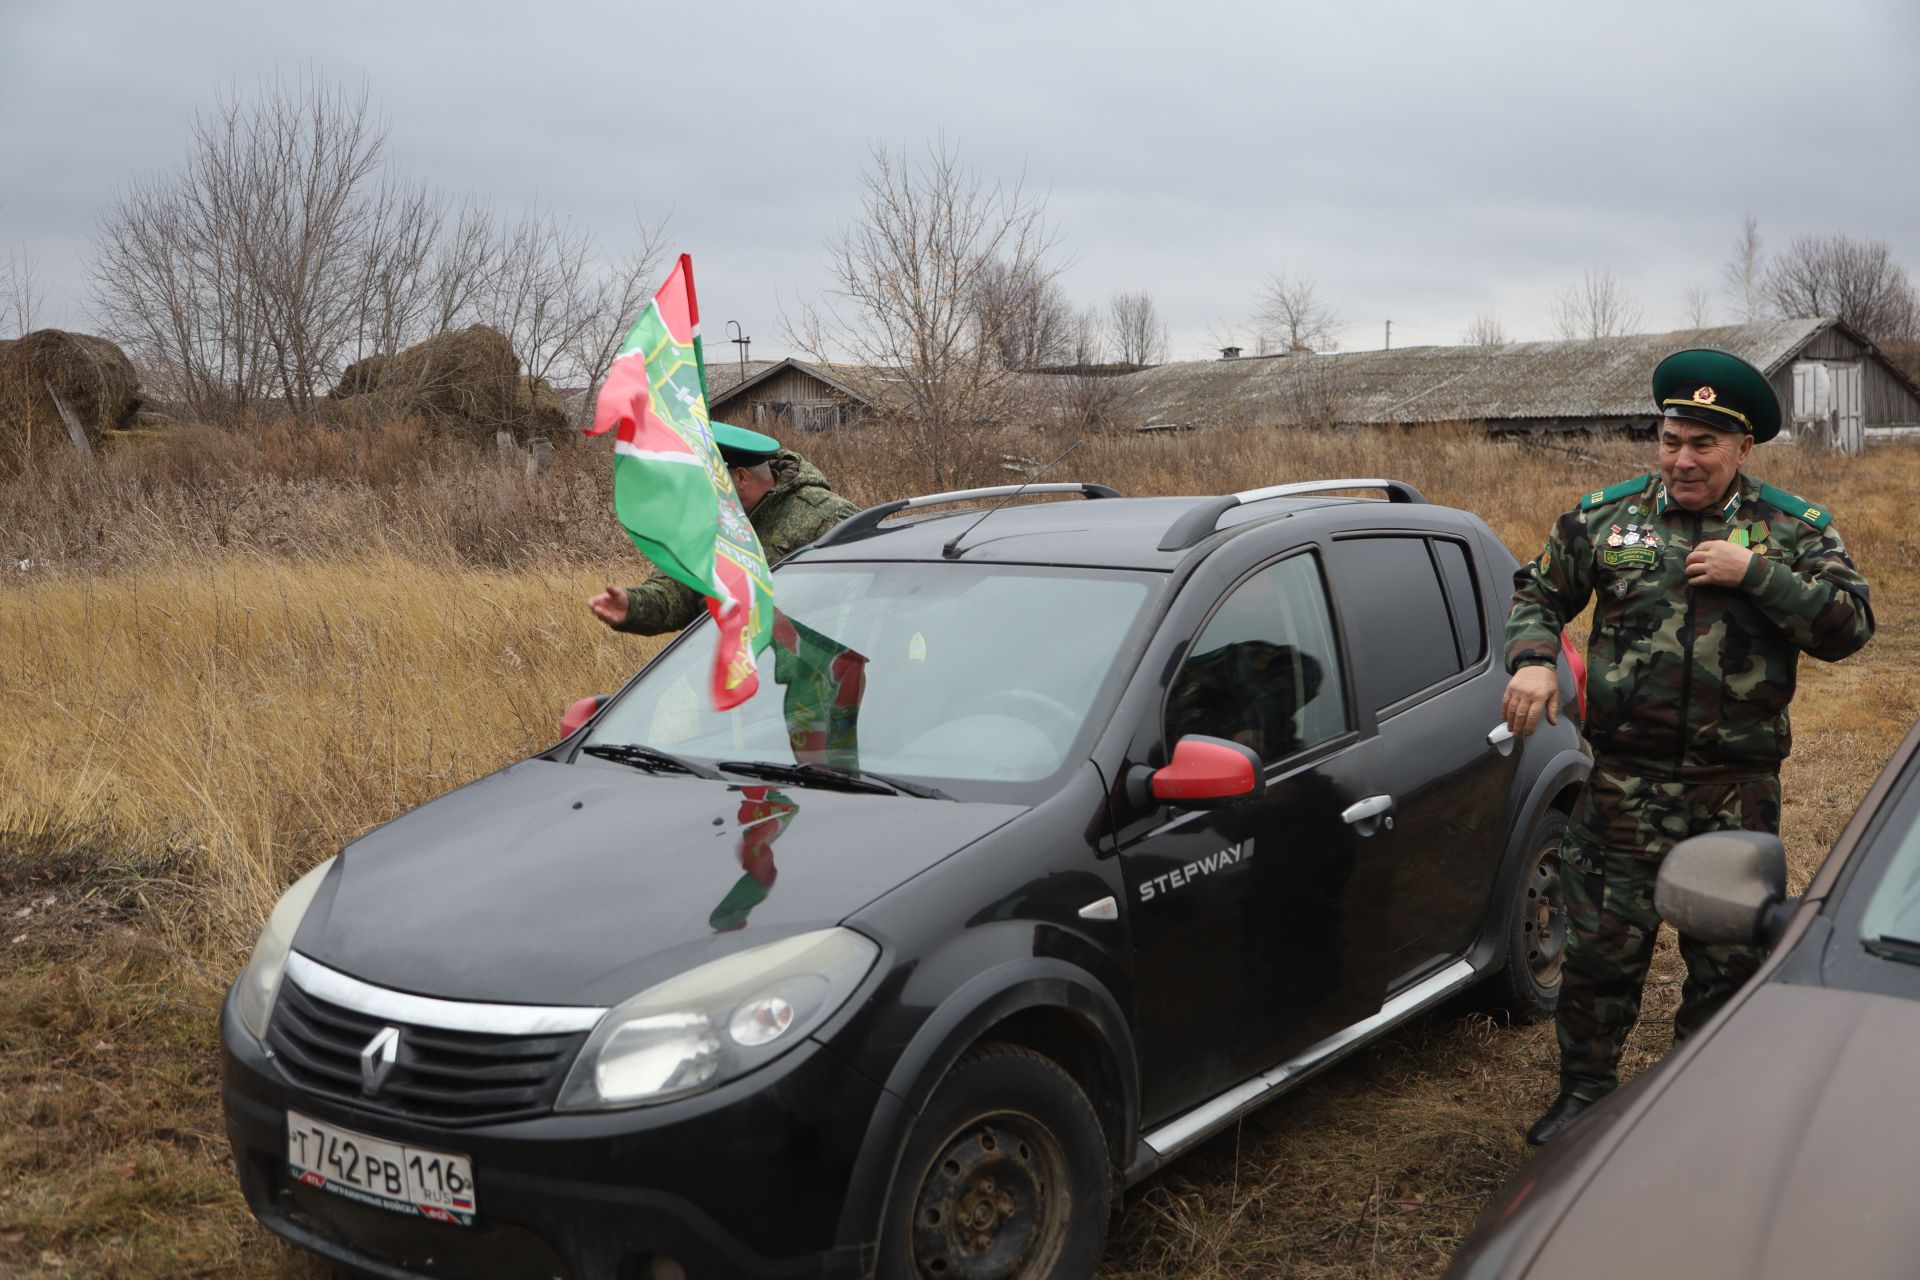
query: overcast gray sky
4 0 1917 360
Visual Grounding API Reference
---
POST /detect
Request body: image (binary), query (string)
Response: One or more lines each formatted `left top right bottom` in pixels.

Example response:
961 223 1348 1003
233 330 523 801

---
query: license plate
286 1110 477 1226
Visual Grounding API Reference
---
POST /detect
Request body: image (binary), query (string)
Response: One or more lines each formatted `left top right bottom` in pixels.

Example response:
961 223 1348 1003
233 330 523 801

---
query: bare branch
784 138 1061 488
1765 232 1918 343
1460 312 1508 347
1721 215 1765 324
1550 268 1642 341
1680 283 1713 330
1255 270 1340 354
1108 290 1168 366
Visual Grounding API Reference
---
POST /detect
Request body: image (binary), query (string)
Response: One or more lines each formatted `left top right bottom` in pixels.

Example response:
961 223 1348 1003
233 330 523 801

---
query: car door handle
1342 795 1394 826
1488 722 1516 757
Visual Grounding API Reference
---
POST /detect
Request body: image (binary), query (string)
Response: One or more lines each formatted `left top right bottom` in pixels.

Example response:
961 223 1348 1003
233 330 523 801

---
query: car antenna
941 441 1082 560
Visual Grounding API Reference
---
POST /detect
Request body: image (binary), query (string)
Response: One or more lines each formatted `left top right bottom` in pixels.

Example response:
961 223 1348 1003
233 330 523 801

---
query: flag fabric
585 254 773 709
770 610 868 772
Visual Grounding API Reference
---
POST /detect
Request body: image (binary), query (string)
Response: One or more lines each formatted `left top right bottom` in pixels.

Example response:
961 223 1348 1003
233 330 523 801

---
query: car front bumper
221 993 901 1279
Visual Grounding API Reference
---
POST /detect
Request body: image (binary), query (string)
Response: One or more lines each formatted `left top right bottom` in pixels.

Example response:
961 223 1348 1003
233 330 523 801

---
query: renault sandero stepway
222 478 1591 1280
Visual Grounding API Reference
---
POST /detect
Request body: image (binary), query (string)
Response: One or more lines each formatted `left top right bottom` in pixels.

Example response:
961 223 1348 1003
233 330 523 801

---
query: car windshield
1860 774 1920 957
585 562 1157 794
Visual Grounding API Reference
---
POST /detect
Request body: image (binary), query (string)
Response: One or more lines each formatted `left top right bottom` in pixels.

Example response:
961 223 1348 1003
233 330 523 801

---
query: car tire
1491 809 1569 1024
879 1042 1111 1280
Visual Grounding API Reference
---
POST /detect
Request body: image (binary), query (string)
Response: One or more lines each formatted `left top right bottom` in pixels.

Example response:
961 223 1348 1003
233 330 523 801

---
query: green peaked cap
1651 348 1781 443
711 421 781 464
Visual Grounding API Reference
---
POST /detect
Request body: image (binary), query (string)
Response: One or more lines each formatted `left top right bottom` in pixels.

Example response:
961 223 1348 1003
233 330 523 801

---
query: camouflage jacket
1505 472 1873 782
614 450 860 636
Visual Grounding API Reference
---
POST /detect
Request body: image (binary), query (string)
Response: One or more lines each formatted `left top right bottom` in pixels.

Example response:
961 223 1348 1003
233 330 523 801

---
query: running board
1140 959 1479 1160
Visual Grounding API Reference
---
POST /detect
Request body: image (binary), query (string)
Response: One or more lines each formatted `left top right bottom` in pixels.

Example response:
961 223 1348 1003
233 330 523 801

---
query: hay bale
329 327 574 442
515 374 572 440
0 329 141 458
330 353 390 399
376 325 520 427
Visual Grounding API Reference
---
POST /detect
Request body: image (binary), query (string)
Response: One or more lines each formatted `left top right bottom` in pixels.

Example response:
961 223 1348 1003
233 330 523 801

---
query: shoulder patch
1757 483 1833 531
1579 473 1655 512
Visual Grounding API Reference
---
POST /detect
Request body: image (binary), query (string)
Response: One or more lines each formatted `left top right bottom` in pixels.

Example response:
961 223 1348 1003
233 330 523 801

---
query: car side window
1166 552 1348 763
1328 535 1462 711
1431 538 1485 666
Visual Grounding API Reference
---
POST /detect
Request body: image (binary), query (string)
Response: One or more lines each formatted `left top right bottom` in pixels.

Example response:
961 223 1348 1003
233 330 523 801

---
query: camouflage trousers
1557 762 1781 1102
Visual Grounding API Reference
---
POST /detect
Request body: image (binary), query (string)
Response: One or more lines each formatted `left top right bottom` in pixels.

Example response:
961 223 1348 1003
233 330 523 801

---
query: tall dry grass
3 418 1918 1277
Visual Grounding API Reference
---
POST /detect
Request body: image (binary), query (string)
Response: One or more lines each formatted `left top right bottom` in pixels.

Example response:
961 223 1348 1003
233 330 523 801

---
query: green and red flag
585 254 773 709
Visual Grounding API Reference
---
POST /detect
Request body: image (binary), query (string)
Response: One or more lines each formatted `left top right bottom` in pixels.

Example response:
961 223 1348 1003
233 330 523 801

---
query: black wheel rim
1522 837 1567 988
910 1112 1071 1280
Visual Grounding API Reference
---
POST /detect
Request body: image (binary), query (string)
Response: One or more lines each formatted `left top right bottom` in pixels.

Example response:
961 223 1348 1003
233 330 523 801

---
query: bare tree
1108 290 1168 366
1765 232 1918 343
1255 270 1339 353
787 139 1060 488
1681 283 1714 330
1550 268 1643 341
973 260 1074 370
1461 312 1508 347
1 219 42 336
91 77 395 415
1055 304 1124 429
1722 215 1765 324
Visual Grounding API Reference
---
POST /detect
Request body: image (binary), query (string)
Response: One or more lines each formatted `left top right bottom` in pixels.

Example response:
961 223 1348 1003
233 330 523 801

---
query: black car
222 478 1591 1280
1445 716 1920 1280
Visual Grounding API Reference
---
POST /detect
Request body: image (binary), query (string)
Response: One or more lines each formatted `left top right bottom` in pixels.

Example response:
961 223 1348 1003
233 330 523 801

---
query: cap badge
1693 385 1717 405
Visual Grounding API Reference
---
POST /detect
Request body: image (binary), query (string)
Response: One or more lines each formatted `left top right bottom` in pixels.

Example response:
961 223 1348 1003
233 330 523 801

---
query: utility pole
726 320 751 378
1384 319 1392 350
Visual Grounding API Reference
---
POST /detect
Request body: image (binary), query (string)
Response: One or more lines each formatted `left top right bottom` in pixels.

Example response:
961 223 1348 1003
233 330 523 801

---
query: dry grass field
3 420 1916 1278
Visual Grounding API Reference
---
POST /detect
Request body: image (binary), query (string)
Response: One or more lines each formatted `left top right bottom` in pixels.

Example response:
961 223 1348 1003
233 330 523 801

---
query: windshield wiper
581 743 723 780
716 759 951 800
1866 933 1920 967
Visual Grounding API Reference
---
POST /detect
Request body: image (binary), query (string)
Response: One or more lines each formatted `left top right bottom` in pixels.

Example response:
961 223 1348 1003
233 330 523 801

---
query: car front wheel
881 1042 1110 1280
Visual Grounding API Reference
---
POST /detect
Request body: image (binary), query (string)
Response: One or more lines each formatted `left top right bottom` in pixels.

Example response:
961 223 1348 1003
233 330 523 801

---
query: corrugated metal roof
1117 318 1836 428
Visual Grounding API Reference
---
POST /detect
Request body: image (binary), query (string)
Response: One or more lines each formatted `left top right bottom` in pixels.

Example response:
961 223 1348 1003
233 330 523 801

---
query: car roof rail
1157 478 1428 551
813 482 1123 547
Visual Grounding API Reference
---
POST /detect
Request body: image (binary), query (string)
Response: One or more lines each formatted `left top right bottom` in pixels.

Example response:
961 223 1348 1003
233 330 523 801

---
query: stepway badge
1138 841 1251 901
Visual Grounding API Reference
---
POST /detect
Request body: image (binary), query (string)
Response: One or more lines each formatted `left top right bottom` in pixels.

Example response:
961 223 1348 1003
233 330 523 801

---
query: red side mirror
560 695 607 738
1134 735 1265 809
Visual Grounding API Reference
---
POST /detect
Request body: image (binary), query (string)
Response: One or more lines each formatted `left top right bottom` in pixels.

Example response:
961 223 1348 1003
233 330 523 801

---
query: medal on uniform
1728 527 1749 548
1624 527 1641 546
1607 525 1625 547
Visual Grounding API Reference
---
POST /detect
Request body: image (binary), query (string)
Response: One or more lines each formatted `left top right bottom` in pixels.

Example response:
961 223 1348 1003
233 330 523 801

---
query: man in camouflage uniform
588 422 860 636
1502 347 1873 1146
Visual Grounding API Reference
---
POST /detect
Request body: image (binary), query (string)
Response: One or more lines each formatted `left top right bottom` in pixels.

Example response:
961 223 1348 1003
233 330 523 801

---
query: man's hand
1685 540 1757 589
1502 663 1561 737
587 585 629 628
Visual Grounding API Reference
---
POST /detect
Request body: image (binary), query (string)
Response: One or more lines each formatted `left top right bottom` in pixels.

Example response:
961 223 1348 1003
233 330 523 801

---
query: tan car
1448 717 1920 1280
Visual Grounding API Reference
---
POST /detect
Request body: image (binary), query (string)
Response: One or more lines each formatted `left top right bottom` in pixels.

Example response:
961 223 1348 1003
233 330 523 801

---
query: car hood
293 758 1023 1008
1522 982 1920 1278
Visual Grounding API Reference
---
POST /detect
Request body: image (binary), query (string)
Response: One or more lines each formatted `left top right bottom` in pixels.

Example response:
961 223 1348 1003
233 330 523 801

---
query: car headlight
556 927 878 1110
233 857 335 1043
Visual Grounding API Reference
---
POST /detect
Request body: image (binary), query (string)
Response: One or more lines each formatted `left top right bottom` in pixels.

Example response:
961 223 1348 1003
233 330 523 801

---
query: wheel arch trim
832 957 1138 1250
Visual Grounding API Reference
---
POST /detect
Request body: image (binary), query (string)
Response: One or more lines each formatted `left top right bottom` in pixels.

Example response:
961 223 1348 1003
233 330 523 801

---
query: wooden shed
705 358 878 433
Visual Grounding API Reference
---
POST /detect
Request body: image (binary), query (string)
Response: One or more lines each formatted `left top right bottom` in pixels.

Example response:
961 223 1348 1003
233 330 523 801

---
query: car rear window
1432 538 1485 666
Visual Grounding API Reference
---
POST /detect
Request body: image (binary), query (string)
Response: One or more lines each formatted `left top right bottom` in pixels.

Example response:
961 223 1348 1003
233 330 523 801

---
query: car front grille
266 976 594 1126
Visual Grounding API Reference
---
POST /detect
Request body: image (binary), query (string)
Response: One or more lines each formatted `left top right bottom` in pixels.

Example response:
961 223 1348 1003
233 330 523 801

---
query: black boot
1525 1092 1593 1147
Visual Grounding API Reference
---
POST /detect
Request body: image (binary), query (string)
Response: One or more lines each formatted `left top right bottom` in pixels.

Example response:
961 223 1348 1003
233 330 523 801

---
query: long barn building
1115 318 1920 450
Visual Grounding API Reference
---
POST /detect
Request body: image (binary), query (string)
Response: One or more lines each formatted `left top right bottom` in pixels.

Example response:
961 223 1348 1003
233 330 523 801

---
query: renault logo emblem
360 1026 401 1096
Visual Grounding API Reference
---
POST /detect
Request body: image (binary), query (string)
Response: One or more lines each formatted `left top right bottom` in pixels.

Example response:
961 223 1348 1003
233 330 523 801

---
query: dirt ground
3 424 1914 1278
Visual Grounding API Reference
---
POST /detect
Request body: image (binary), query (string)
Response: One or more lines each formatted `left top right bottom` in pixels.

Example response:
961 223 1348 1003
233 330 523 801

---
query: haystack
516 374 573 438
0 329 142 456
329 326 568 441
